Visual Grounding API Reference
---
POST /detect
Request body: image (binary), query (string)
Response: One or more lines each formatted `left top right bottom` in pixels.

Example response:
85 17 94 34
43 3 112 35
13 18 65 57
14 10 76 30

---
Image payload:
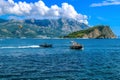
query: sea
0 38 120 80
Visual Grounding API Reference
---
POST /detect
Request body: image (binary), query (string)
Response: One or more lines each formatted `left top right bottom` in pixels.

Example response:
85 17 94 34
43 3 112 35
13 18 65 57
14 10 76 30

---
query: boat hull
70 45 83 49
39 44 52 48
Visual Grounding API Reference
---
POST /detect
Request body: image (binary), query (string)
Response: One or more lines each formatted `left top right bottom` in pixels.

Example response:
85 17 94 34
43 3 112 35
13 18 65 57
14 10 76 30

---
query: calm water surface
0 39 120 80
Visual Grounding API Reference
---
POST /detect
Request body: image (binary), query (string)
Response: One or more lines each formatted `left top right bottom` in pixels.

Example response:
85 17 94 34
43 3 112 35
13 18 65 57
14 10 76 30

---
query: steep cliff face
65 25 116 38
25 18 89 35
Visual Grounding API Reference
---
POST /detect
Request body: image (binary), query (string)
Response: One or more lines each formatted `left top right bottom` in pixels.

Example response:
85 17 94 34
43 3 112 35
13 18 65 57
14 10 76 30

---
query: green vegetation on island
64 25 116 39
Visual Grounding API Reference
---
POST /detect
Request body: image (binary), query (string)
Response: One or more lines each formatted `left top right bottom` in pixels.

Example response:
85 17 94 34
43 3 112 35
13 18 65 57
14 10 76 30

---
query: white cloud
0 0 88 24
90 0 120 7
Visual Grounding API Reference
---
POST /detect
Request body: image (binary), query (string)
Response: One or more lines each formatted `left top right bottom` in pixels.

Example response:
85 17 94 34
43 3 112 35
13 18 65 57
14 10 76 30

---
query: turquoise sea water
0 39 120 80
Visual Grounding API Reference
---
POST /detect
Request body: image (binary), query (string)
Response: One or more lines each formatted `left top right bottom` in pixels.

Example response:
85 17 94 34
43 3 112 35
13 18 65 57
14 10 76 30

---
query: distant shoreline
0 37 118 40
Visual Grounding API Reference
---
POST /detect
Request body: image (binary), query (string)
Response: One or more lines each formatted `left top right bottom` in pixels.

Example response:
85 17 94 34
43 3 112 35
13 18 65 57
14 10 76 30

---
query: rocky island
64 25 116 39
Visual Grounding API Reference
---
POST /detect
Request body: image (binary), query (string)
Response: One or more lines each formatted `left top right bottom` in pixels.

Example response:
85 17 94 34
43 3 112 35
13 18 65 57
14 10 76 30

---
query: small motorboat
39 43 52 48
70 41 83 50
70 45 83 49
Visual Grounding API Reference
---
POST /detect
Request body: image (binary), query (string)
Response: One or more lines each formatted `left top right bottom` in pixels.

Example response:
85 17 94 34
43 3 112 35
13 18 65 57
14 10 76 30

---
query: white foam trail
0 45 40 49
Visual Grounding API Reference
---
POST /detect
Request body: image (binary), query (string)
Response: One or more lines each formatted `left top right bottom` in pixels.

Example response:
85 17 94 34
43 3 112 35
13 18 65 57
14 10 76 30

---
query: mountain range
0 18 89 38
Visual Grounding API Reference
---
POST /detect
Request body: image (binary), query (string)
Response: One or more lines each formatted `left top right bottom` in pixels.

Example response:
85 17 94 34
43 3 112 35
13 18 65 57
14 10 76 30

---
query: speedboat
70 41 83 50
39 43 52 48
70 45 83 49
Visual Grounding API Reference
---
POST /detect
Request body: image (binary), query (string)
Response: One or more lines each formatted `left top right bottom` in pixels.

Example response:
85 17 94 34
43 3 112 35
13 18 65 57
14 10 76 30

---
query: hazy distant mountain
0 18 89 38
64 25 116 39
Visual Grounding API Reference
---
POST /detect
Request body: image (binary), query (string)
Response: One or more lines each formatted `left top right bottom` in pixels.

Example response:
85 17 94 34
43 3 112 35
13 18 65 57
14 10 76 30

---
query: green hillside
64 25 116 39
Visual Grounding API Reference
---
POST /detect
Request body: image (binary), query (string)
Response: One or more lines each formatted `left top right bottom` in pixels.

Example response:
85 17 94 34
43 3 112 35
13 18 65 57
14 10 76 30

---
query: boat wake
0 45 40 49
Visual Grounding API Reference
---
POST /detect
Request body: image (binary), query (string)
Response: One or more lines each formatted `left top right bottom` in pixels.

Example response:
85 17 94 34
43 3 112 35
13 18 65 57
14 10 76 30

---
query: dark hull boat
70 45 83 49
39 44 52 48
70 41 83 50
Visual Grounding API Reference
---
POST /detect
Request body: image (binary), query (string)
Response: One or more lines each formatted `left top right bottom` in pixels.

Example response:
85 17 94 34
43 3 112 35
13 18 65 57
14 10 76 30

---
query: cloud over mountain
0 0 88 24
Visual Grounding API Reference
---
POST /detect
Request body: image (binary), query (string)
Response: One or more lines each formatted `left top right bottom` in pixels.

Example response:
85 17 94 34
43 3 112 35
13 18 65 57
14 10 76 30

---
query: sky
0 0 120 36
